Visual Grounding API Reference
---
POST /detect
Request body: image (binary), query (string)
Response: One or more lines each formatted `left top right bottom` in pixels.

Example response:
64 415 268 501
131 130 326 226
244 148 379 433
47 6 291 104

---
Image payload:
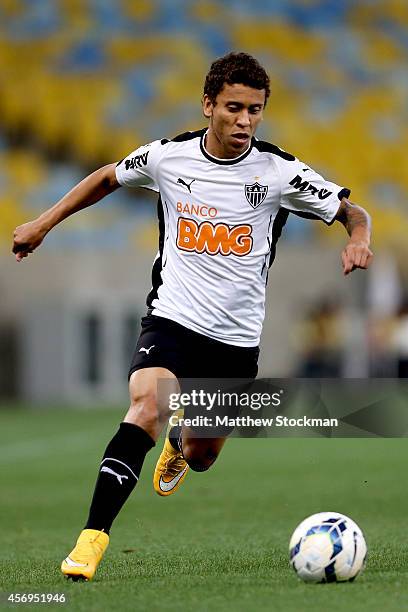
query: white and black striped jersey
115 129 349 346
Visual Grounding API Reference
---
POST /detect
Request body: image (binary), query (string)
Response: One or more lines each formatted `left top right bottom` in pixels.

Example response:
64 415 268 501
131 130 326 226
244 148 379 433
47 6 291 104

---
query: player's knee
182 442 218 472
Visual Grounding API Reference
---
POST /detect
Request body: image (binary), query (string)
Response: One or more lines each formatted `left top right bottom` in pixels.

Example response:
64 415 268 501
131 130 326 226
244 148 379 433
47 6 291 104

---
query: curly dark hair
203 52 270 106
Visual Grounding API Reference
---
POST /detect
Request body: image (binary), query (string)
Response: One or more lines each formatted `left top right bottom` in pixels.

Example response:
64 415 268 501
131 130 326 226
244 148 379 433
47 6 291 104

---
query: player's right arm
13 139 163 261
12 164 119 261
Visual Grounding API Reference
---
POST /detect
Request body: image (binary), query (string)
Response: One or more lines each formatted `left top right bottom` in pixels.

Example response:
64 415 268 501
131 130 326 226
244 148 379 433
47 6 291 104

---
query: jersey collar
200 130 253 165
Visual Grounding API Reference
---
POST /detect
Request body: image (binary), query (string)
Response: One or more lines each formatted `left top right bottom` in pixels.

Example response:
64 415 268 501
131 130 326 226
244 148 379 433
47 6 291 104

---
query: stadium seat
0 0 406 249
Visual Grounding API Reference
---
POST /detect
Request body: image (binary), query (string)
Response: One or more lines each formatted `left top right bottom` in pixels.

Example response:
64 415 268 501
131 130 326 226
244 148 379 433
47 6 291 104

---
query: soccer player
12 52 373 581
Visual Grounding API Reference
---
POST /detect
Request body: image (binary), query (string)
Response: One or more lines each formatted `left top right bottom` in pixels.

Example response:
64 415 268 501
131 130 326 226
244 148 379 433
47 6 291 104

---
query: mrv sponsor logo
125 151 149 170
289 175 332 200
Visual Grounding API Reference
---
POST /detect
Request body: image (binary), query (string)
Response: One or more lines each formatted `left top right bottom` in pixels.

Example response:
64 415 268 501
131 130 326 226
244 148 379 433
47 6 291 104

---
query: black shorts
128 315 259 380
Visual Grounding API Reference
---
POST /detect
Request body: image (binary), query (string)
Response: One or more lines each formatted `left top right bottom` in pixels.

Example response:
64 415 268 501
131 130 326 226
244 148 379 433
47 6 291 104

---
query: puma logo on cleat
177 178 195 193
159 466 188 492
139 345 155 355
101 466 129 485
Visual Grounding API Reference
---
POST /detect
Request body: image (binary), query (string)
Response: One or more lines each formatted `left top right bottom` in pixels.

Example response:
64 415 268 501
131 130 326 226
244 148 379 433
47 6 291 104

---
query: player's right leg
61 366 176 581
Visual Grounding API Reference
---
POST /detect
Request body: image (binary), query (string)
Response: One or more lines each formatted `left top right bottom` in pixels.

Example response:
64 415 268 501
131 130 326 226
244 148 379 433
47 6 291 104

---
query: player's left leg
154 414 232 495
174 430 227 472
154 327 260 495
154 391 242 494
153 421 225 495
153 409 190 496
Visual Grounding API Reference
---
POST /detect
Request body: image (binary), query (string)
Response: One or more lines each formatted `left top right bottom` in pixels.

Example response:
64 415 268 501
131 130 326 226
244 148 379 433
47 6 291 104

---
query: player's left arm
334 198 373 276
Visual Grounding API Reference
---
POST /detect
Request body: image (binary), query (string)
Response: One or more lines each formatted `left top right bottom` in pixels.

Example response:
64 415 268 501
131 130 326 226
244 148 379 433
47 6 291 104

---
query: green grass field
1 406 407 611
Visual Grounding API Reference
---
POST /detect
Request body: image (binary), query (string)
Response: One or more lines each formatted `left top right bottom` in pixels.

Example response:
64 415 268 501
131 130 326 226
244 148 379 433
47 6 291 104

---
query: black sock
85 422 155 534
168 424 182 452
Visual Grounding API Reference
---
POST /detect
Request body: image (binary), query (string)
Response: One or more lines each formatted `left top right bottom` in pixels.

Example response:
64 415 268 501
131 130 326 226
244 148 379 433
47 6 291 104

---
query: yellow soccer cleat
153 414 189 496
61 529 109 581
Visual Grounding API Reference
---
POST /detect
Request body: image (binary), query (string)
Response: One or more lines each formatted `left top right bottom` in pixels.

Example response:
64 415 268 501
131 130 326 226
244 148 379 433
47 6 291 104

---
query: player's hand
12 220 48 262
341 240 373 276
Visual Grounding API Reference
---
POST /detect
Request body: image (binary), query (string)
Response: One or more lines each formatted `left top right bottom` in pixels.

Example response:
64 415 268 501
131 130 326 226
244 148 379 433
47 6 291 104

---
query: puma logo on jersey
101 466 129 485
177 218 253 257
139 345 155 354
177 178 195 193
289 175 332 200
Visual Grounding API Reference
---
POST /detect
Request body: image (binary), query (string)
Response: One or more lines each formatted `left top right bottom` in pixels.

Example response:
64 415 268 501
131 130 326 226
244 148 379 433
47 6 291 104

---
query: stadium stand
0 0 407 251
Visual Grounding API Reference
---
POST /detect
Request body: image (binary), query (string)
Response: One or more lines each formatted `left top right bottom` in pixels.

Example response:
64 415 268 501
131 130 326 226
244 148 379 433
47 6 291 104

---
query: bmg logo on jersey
177 218 253 256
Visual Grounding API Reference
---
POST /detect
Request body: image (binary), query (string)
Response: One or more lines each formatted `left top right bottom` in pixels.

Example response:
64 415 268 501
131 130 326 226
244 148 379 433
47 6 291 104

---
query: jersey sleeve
115 139 164 192
278 157 350 224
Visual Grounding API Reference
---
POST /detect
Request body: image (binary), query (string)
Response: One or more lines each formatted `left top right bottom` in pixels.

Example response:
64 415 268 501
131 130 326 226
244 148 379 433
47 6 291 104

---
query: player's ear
202 94 213 119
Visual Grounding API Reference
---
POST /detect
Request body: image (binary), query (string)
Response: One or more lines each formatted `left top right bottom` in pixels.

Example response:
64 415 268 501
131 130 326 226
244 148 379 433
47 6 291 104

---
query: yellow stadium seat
232 21 327 63
122 0 155 22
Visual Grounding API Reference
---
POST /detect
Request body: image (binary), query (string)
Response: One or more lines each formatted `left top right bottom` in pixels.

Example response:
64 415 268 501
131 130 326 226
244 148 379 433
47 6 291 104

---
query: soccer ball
289 512 367 583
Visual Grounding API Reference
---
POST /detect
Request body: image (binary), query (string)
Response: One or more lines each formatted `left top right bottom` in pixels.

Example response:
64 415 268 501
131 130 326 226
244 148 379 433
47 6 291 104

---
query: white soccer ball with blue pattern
289 512 367 583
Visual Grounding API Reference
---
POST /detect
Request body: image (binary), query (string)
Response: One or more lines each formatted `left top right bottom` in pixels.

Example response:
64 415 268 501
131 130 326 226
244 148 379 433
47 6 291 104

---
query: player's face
203 83 265 159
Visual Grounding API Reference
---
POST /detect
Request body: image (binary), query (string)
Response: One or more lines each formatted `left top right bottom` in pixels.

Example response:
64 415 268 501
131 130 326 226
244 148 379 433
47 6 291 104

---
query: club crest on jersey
245 182 268 209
